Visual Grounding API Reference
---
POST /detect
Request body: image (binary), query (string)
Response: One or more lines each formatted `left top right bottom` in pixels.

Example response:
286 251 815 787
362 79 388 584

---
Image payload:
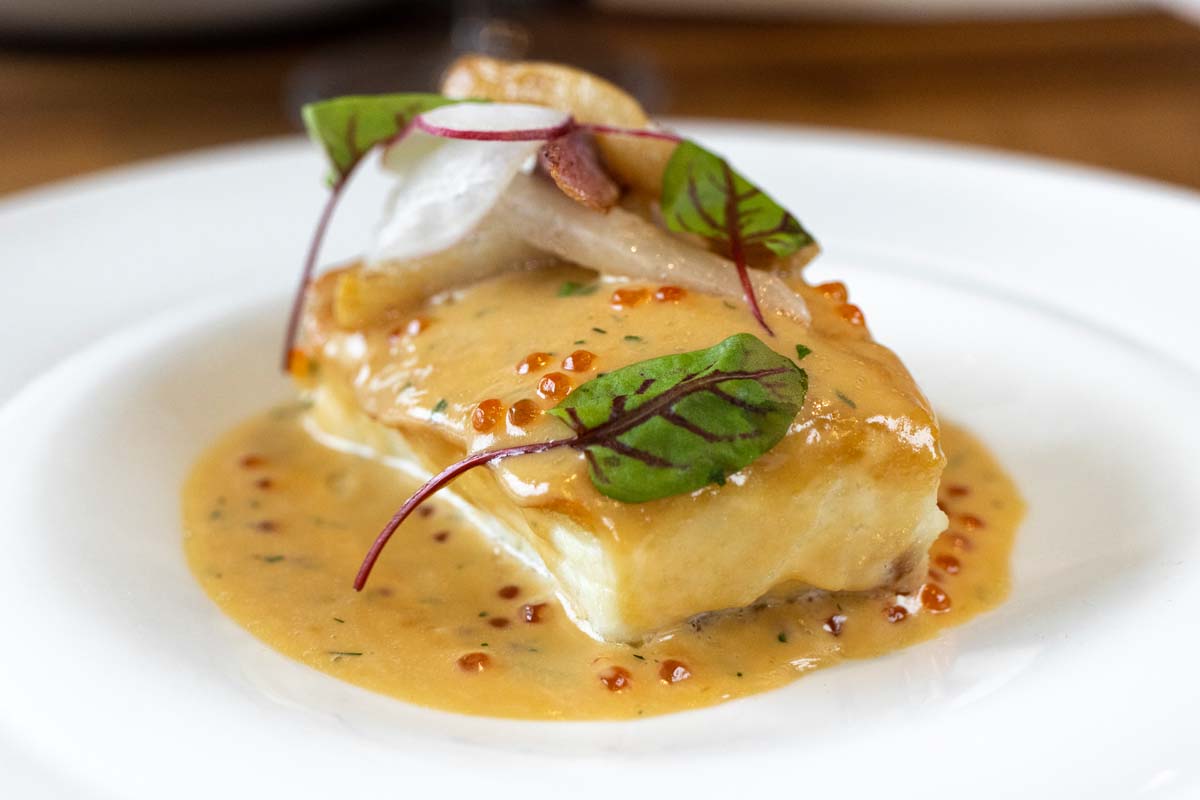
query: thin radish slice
370 103 575 264
413 102 572 141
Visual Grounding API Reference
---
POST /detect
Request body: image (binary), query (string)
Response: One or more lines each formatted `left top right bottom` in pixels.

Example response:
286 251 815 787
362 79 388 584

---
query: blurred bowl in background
0 0 389 38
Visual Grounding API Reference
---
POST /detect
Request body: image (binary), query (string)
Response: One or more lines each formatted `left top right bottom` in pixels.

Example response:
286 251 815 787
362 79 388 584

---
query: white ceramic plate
1 124 1198 798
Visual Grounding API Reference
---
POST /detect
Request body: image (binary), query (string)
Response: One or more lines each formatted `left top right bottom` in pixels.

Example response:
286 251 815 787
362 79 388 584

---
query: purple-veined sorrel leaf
660 139 816 336
354 334 807 589
548 332 808 502
302 93 455 183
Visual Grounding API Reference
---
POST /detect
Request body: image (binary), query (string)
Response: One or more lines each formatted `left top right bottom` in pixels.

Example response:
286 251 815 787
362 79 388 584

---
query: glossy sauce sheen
183 411 1022 720
302 267 949 638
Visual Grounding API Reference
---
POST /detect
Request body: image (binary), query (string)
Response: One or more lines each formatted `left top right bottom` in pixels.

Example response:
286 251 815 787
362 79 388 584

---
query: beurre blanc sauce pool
183 410 1022 720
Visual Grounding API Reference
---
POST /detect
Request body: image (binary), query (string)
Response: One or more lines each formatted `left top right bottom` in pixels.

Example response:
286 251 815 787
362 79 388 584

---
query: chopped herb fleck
777 632 788 643
352 334 809 586
431 398 448 415
208 509 223 521
623 335 643 342
328 651 362 657
835 391 857 409
269 399 314 420
736 671 744 677
592 327 608 334
795 344 812 361
480 642 489 647
558 281 598 297
722 300 738 310
257 554 285 563
573 339 587 345
332 617 345 624
632 653 646 661
478 611 488 617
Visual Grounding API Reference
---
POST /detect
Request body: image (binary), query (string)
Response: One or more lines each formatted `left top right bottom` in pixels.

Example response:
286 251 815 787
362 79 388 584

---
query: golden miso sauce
183 406 1023 720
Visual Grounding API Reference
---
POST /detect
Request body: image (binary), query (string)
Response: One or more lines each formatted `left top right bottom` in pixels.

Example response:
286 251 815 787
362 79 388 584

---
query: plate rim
2 121 1199 798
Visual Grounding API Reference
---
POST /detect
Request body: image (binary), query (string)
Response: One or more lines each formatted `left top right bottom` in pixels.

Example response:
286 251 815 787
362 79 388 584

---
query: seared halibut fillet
299 264 946 642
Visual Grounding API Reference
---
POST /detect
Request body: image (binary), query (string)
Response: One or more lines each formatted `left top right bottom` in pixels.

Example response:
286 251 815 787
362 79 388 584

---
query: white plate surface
1 124 1198 798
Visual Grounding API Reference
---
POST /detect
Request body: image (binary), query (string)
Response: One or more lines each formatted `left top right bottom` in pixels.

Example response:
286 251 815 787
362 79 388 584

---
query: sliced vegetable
412 101 572 141
353 334 809 589
539 129 620 211
496 173 810 324
371 105 566 263
301 93 454 183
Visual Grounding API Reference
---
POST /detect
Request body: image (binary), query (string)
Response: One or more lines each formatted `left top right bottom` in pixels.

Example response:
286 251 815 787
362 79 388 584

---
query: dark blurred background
3 0 1200 195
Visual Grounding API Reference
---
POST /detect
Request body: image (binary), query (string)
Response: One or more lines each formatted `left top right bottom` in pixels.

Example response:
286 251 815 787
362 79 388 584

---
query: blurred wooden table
3 9 1200 196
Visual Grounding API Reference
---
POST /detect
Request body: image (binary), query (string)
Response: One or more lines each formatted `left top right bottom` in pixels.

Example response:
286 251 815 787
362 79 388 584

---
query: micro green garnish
354 334 808 589
661 140 816 337
282 94 457 372
432 398 448 416
290 94 818 369
835 391 857 409
304 94 456 184
592 327 608 334
558 281 598 297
